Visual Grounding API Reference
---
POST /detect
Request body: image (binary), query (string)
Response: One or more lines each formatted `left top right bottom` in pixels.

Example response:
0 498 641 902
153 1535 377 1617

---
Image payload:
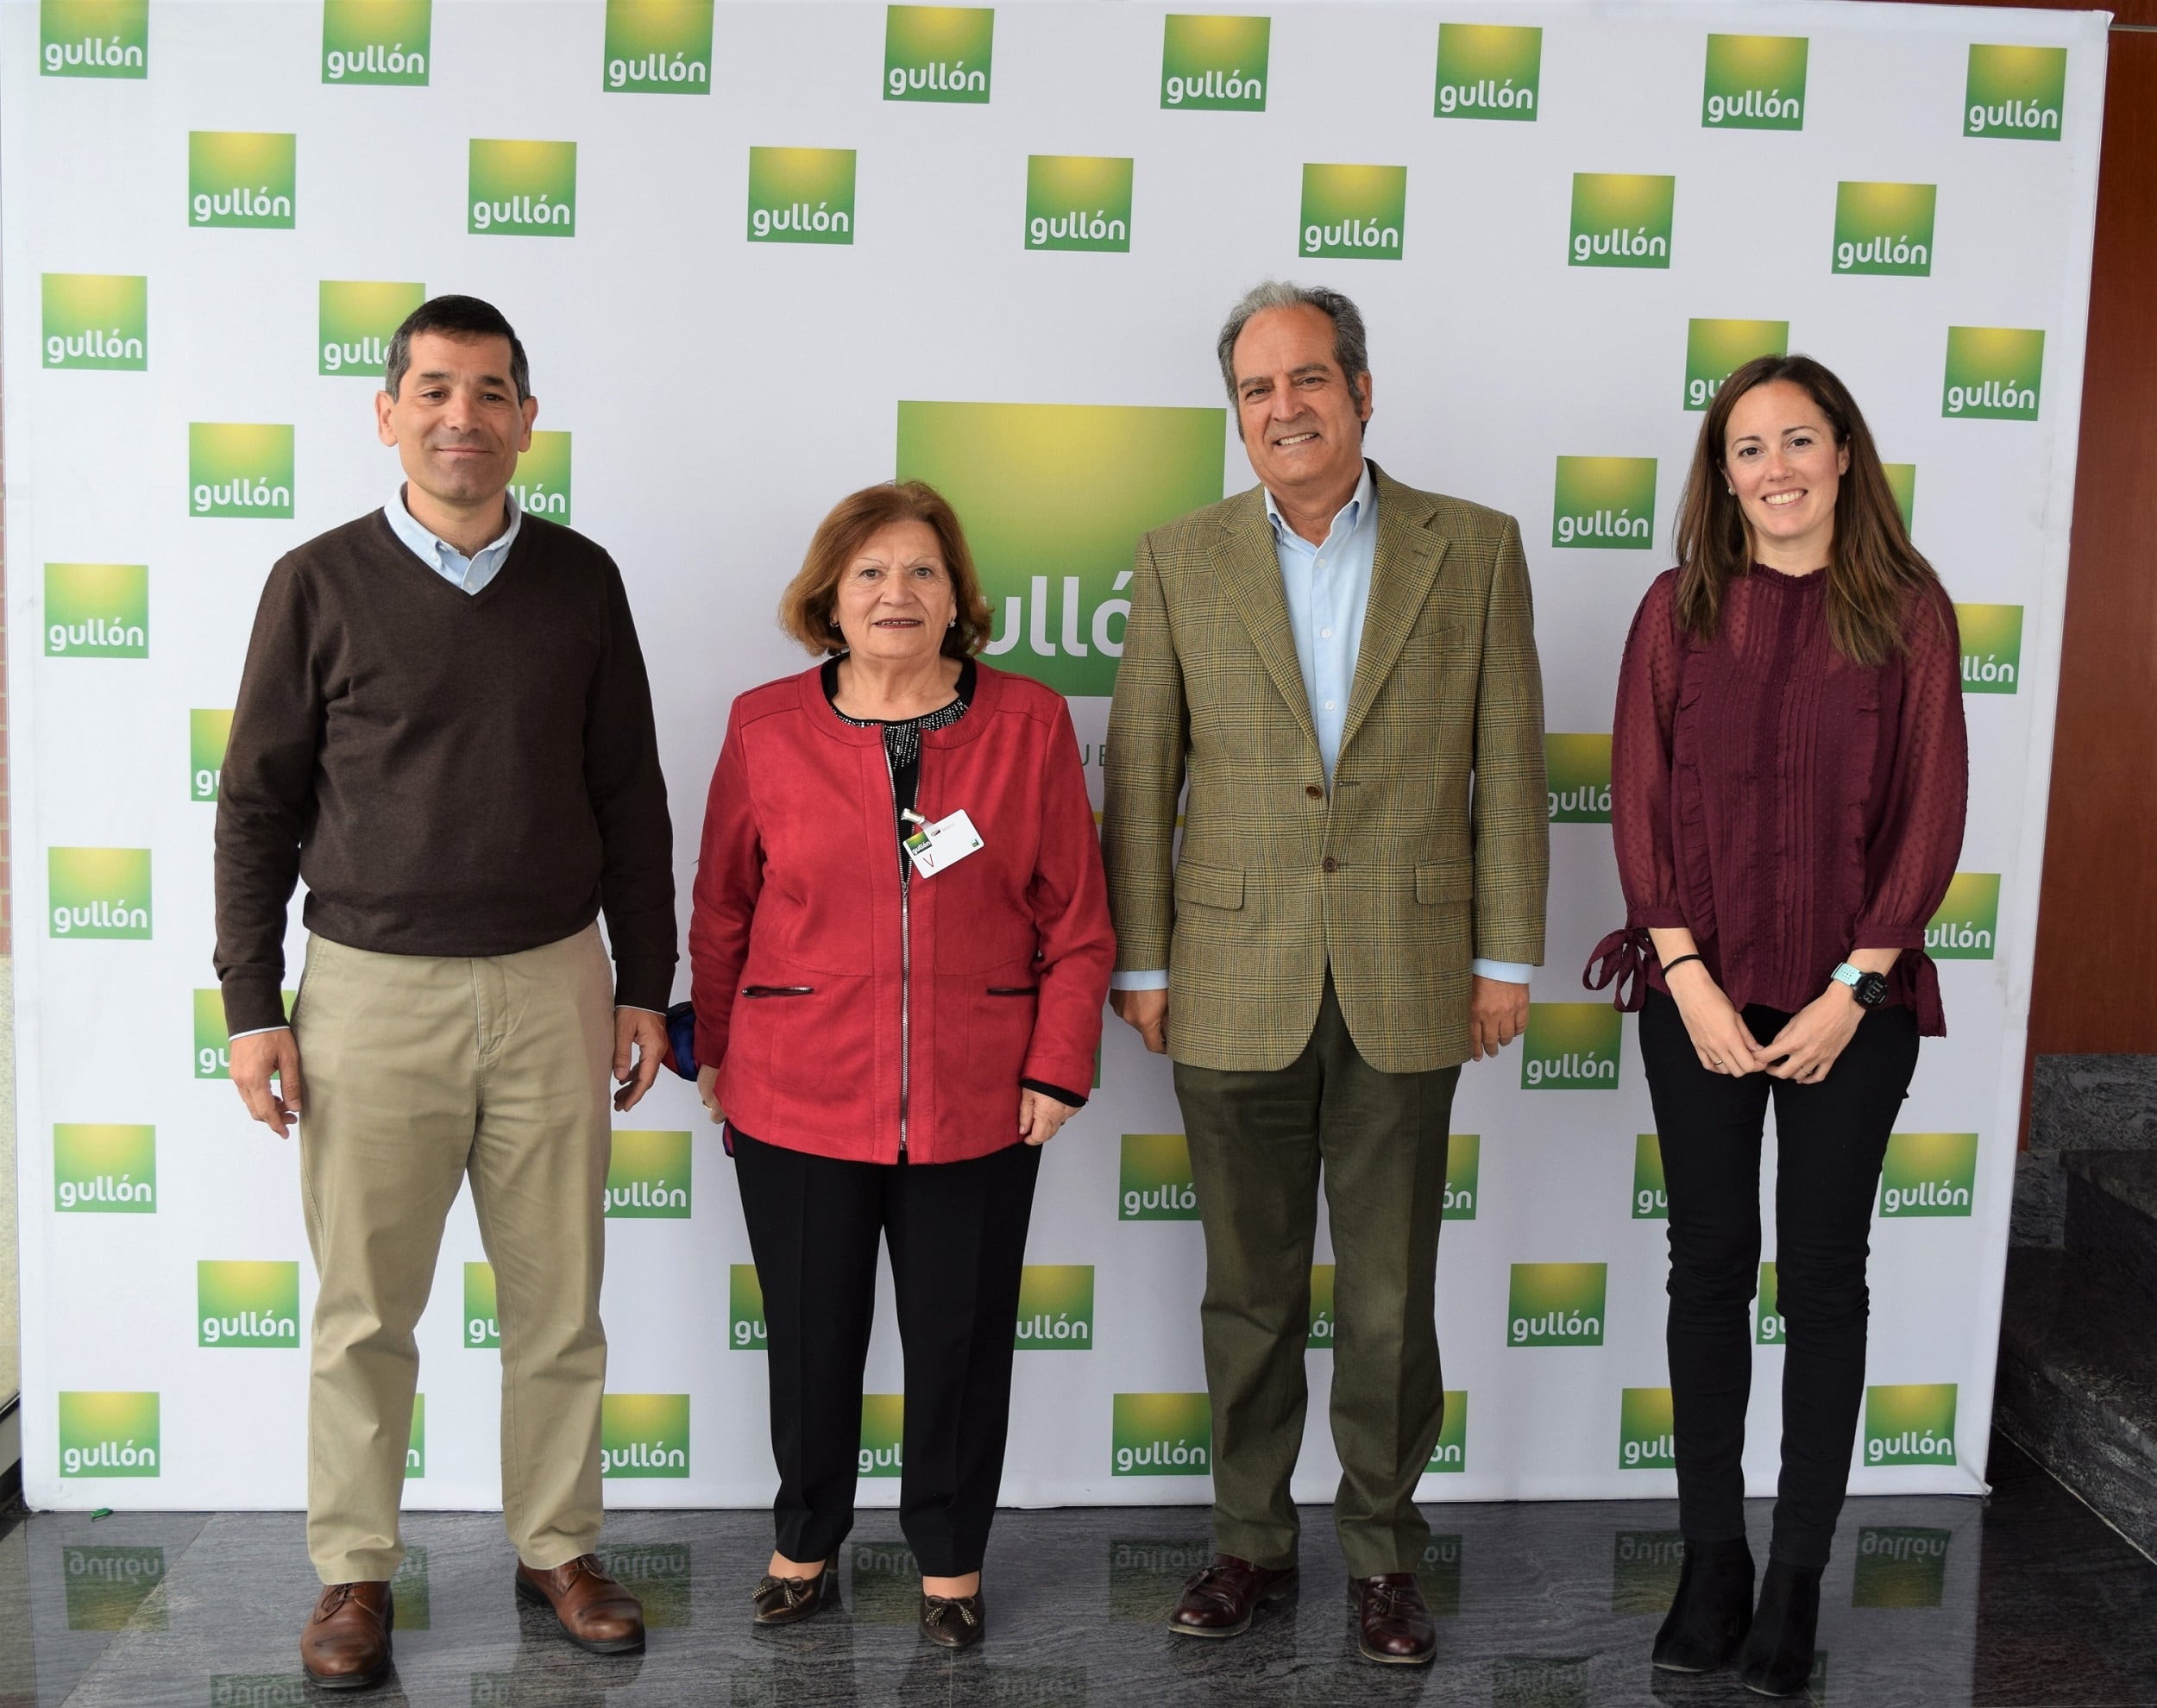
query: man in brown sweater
214 296 676 1688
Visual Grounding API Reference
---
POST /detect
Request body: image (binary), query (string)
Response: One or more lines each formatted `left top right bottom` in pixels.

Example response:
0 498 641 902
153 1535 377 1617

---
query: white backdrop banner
4 0 2105 1514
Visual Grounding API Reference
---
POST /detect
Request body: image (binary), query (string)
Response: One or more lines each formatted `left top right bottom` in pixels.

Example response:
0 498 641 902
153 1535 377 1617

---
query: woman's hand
1018 1089 1078 1146
1665 962 1766 1076
695 1064 726 1126
1759 988 1864 1083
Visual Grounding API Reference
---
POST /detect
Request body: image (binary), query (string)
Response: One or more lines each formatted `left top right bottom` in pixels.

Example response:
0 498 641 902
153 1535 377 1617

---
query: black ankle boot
1739 1559 1822 1697
1651 1536 1754 1673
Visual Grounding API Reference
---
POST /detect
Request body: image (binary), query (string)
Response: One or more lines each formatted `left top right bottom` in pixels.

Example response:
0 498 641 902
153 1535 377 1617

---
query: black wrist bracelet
1660 952 1704 977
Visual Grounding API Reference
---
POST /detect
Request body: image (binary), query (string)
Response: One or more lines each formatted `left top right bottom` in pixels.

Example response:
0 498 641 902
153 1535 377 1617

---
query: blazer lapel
1340 468 1450 757
1215 493 1319 750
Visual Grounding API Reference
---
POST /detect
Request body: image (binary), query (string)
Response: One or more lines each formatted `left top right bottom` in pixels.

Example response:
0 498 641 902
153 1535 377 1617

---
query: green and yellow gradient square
746 147 856 244
469 139 577 236
45 562 147 657
1701 35 1807 129
1427 1391 1468 1471
1832 181 1936 277
197 1260 300 1347
1434 23 1540 120
1633 1134 1668 1220
1551 456 1657 550
53 1124 155 1213
1944 327 2044 420
1300 163 1407 260
1956 603 2021 694
323 0 431 85
1025 155 1134 252
58 1391 160 1479
1444 1133 1480 1220
509 430 571 524
407 1394 425 1476
49 849 152 939
1879 1133 1978 1218
1307 1264 1335 1349
1112 1393 1211 1475
1016 1265 1095 1349
42 273 147 370
1883 462 1917 534
1116 1132 1198 1220
1611 1531 1686 1615
1522 1002 1623 1089
1506 1262 1607 1346
1619 1387 1676 1468
886 6 993 103
188 132 296 229
320 280 423 378
601 1394 690 1477
603 0 713 92
1965 44 2066 139
463 1261 499 1348
605 1129 690 1217
190 708 232 801
1853 1528 1950 1607
62 1548 167 1630
1546 733 1613 822
188 424 293 518
1683 318 1787 410
729 1265 767 1350
595 1542 692 1627
1569 173 1674 268
1864 1384 1956 1466
41 0 147 78
193 987 291 1079
1757 1261 1783 1344
1161 14 1268 111
861 1394 904 1477
1927 872 2000 959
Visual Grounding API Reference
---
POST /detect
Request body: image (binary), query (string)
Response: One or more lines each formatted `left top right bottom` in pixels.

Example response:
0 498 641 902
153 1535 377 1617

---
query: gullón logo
1016 1264 1094 1349
747 146 856 244
1444 1133 1480 1220
1927 871 1999 959
1854 1527 1950 1608
198 1260 300 1347
1160 13 1267 111
469 140 576 236
729 1265 767 1348
49 849 152 939
1957 603 2022 694
66 1547 167 1632
1116 1132 1198 1220
323 0 431 85
1569 173 1675 269
191 709 233 801
1434 22 1541 121
861 1393 904 1477
41 0 147 78
195 988 292 1079
1833 181 1936 277
1632 1133 1668 1220
1612 1531 1684 1616
1884 463 1918 535
188 132 295 229
1427 1390 1468 1471
42 273 147 370
603 0 713 93
58 1391 160 1479
1307 1264 1335 1348
1619 1386 1676 1468
408 1394 424 1476
511 430 572 524
1300 163 1406 260
601 1393 689 1477
1864 1383 1957 1466
1701 35 1807 130
596 1542 693 1628
320 280 424 379
1112 1392 1211 1476
1546 734 1612 823
1945 326 2044 421
1507 1261 1607 1347
896 401 1225 697
1025 155 1133 252
1965 44 2066 140
189 423 292 518
45 562 147 657
606 1129 690 1217
1684 318 1788 411
1879 1132 1978 1218
54 1123 155 1213
1756 1261 1783 1344
1418 1535 1463 1615
463 1262 500 1347
887 5 993 104
1521 1002 1622 1089
1551 456 1657 550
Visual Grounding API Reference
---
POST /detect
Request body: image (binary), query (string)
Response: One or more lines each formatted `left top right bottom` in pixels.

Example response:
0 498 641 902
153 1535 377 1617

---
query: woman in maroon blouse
1585 355 1966 1698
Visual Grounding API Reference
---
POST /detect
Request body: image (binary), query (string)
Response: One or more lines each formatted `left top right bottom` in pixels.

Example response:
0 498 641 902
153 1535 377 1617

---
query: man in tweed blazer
1104 282 1548 1666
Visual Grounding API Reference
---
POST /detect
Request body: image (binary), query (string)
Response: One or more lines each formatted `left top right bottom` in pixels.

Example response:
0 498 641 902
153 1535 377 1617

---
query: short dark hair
383 295 531 402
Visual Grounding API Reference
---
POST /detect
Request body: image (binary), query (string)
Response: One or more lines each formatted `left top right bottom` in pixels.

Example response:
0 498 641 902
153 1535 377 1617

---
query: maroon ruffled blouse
1583 565 1968 1034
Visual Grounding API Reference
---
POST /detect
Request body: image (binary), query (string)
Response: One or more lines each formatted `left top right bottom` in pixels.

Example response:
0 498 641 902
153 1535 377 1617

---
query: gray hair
1215 280 1370 410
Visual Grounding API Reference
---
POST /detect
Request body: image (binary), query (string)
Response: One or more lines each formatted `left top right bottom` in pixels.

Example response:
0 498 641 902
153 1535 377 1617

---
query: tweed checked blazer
1103 462 1549 1074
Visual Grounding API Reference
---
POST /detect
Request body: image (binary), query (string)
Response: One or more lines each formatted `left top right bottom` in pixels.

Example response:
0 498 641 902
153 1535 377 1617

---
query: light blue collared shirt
1110 462 1534 991
383 485 523 593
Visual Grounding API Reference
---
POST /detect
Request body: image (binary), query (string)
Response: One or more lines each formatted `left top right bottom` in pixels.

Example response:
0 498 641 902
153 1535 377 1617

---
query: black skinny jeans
1638 988 1920 1570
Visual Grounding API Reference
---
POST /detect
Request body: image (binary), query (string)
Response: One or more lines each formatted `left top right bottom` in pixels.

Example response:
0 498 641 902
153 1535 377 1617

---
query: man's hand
613 1008 668 1112
1110 988 1170 1055
232 1027 305 1139
1468 976 1529 1061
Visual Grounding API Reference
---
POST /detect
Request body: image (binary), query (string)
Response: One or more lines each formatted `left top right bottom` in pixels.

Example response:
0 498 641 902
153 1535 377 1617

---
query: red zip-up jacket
689 662 1115 1165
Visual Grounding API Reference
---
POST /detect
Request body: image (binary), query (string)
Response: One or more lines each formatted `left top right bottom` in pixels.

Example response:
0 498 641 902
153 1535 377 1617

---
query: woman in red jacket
1584 356 1966 1697
689 481 1114 1649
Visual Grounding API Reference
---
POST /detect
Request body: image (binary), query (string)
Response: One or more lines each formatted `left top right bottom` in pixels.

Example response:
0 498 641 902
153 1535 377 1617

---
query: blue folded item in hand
662 1001 699 1080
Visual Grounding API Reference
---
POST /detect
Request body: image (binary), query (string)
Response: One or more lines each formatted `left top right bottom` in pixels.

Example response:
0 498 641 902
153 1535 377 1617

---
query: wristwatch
1831 963 1890 1008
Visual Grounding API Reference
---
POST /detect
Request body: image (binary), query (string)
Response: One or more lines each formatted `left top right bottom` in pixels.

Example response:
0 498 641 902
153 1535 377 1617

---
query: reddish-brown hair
778 480 994 659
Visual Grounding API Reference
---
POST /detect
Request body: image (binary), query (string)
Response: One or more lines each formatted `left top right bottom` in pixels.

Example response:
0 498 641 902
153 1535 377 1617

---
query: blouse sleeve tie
1583 926 1653 1013
1909 951 1946 1038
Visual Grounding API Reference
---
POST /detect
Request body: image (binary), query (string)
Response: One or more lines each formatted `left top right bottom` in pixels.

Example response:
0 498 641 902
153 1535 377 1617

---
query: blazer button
1322 857 1338 873
1305 784 1324 800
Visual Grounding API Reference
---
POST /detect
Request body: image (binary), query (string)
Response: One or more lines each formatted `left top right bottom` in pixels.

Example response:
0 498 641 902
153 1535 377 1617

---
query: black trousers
732 1133 1042 1578
1638 988 1920 1570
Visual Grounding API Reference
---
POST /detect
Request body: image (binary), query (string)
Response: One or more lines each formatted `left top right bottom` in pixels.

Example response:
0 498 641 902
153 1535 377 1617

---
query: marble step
1996 1245 2157 1561
2066 1149 2157 1309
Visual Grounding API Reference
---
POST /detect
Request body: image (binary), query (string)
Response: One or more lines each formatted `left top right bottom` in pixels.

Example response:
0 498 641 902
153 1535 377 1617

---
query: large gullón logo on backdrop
190 424 292 518
601 1394 689 1476
1160 14 1267 110
191 709 232 801
1551 457 1656 549
188 133 294 229
49 849 151 939
54 1124 154 1212
463 1262 499 1347
1569 173 1674 268
469 140 576 235
1427 1391 1468 1471
320 280 423 378
1957 604 2022 694
605 1129 690 1216
1016 1265 1094 1349
1546 734 1612 822
1701 35 1807 129
896 401 1225 696
1444 1133 1479 1219
408 1395 425 1476
1300 163 1406 260
1865 1384 1957 1466
1434 23 1540 120
1522 1003 1621 1088
1025 155 1133 252
1683 319 1787 410
603 0 711 93
1619 1387 1675 1468
1633 1133 1668 1220
42 273 146 370
1927 872 1999 959
198 1261 300 1347
510 431 572 523
1508 1263 1607 1346
1884 462 1918 533
1965 44 2066 139
41 0 146 77
1833 182 1936 277
59 1392 160 1479
1757 1261 1783 1344
1112 1393 1211 1475
1879 1133 1978 1218
45 562 147 657
1116 1133 1198 1219
1945 327 2044 420
323 0 430 84
887 5 992 103
747 147 856 243
1307 1264 1335 1348
728 1265 766 1349
861 1394 904 1477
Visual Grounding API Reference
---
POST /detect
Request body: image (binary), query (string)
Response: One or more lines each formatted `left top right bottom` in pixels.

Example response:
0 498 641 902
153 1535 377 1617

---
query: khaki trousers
293 924 615 1584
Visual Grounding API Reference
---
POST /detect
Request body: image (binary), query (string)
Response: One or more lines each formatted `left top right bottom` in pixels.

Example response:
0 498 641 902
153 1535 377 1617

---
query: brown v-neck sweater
213 509 676 1035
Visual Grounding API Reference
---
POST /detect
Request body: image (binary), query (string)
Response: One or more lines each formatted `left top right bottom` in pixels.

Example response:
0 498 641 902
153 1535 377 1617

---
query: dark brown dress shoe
1350 1573 1437 1665
300 1580 394 1690
1167 1554 1299 1638
514 1555 646 1653
919 1589 986 1648
750 1558 839 1627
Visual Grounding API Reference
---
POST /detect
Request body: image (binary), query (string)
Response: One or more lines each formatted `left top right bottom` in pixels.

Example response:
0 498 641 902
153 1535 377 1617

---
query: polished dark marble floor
1 1433 2152 1706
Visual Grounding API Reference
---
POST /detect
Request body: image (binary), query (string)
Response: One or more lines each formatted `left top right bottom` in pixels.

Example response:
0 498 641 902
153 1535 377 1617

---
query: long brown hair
1672 354 1941 666
777 480 994 659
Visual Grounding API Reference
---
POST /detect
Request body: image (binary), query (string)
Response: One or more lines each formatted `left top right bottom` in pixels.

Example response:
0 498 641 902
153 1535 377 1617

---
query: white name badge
904 808 984 877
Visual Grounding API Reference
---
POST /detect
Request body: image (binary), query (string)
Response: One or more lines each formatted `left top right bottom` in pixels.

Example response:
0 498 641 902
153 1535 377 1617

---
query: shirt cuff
225 1025 290 1042
1471 958 1535 985
1110 969 1170 991
1022 1077 1089 1110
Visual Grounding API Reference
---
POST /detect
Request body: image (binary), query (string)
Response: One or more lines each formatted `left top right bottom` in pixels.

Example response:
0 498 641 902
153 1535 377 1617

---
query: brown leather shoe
919 1588 986 1648
750 1557 840 1627
1167 1554 1299 1638
514 1555 646 1654
299 1580 394 1690
1350 1573 1437 1665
